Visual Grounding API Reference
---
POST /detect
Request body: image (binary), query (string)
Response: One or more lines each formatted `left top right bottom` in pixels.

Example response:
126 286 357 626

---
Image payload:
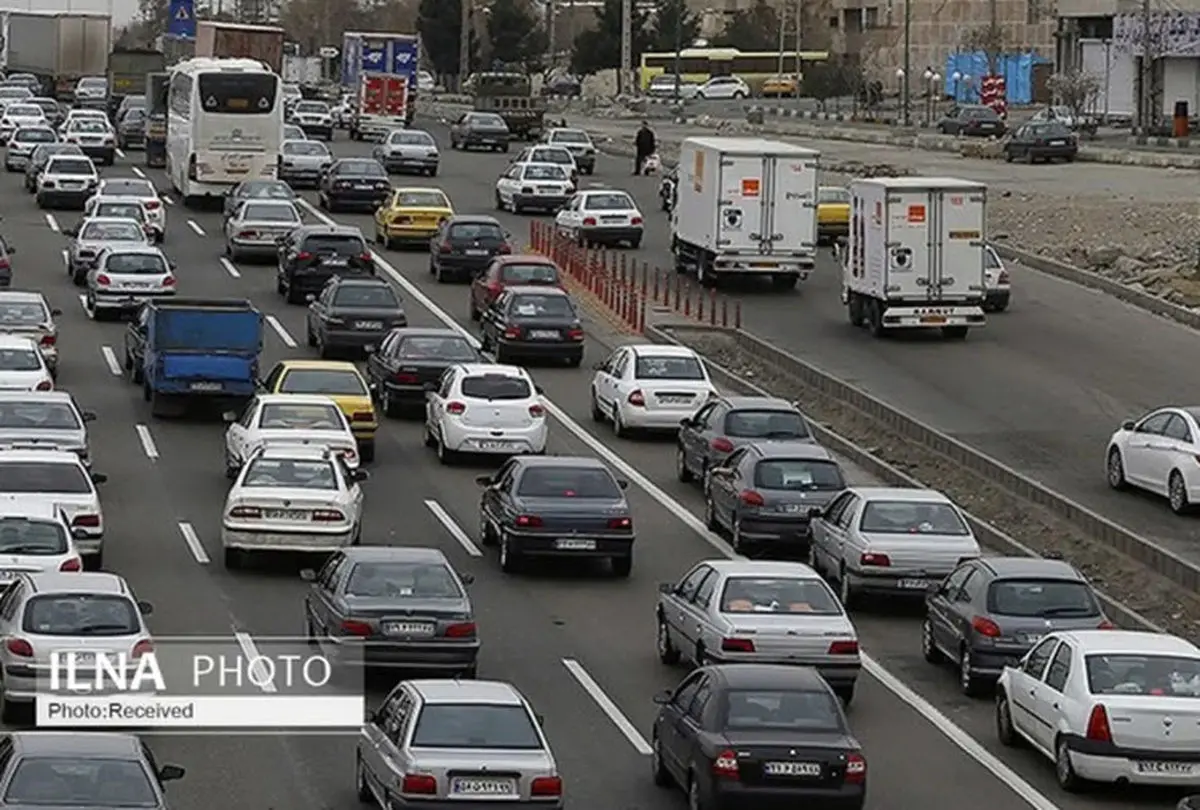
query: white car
996 629 1200 790
494 162 574 214
512 145 577 178
543 127 596 174
0 103 46 144
590 344 713 435
554 189 644 249
0 448 106 567
62 118 116 165
696 75 751 99
221 443 367 569
284 123 307 141
5 126 57 171
984 244 1011 312
1105 406 1200 513
0 501 84 579
424 364 547 463
0 291 60 373
90 178 166 241
223 393 360 477
85 247 176 320
290 100 334 140
0 334 53 391
647 74 700 99
417 70 435 93
59 108 107 134
36 154 99 209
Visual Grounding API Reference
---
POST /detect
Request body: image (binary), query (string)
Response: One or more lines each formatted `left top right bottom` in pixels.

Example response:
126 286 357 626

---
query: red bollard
697 287 705 322
735 301 742 329
721 297 728 328
683 282 691 318
637 295 646 333
708 289 717 325
673 275 681 311
640 262 649 303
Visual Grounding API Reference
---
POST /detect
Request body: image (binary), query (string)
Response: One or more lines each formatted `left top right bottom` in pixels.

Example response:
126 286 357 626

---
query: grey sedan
677 395 814 488
278 138 332 188
222 178 296 218
223 199 302 262
64 217 149 285
302 545 479 677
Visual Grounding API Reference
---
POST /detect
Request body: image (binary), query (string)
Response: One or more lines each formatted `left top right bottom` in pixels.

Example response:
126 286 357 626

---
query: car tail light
238 230 258 239
445 401 466 415
515 515 542 527
229 506 262 519
607 516 632 530
162 275 176 287
59 557 82 572
631 216 643 225
721 637 754 653
341 448 357 461
5 638 32 657
340 619 372 637
1097 619 1115 629
738 489 765 506
295 251 313 261
712 749 740 779
444 622 476 638
71 514 100 528
582 216 597 226
971 616 1002 638
439 241 453 253
711 437 734 453
844 752 866 784
859 552 889 566
498 244 512 254
144 200 160 210
627 389 645 406
95 273 111 286
529 404 545 417
828 640 859 655
359 253 373 262
1086 705 1112 742
35 380 51 391
486 282 502 296
351 411 373 422
132 639 154 657
39 335 56 347
567 328 584 341
503 326 522 339
530 776 562 797
312 509 346 522
393 372 418 384
997 270 1010 284
0 259 9 271
401 775 437 795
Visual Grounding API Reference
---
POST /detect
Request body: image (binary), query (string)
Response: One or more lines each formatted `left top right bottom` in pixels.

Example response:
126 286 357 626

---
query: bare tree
1046 70 1101 116
960 23 1005 74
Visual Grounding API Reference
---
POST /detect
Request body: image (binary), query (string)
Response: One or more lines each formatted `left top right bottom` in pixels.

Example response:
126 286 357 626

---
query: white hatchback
424 364 547 463
90 178 166 241
0 334 53 391
0 502 84 579
555 189 644 249
0 104 46 144
223 393 360 476
0 448 106 566
696 75 751 99
590 344 713 435
4 126 57 171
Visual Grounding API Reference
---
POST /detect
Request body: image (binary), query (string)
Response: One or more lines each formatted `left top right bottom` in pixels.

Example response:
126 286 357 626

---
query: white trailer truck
672 136 819 290
841 177 988 339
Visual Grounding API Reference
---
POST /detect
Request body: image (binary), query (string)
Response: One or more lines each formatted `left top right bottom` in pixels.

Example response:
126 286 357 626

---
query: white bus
166 57 283 207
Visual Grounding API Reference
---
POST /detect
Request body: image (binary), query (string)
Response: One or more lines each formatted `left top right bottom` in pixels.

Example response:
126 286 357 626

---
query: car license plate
919 315 947 325
898 579 929 589
529 330 559 340
477 440 510 451
325 257 348 266
1135 761 1195 775
354 321 383 330
1021 633 1044 644
556 538 596 551
764 761 821 777
780 503 803 513
1050 140 1066 145
382 621 435 638
465 249 488 255
451 778 516 796
537 187 555 194
659 395 691 404
61 651 95 666
354 183 372 189
264 509 307 520
189 381 222 392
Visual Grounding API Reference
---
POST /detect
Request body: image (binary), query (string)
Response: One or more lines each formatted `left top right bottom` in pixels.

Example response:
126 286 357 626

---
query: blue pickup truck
124 298 263 418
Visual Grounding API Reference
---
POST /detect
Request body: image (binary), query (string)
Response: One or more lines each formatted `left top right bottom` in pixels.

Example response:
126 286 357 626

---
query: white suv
424 364 547 463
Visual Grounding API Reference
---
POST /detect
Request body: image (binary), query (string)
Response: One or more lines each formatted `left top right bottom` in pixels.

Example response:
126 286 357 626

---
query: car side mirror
592 362 605 370
72 527 91 540
136 600 153 615
658 582 673 594
535 713 544 726
1121 419 1135 430
653 689 671 705
475 474 493 486
679 418 693 428
299 568 317 581
90 472 107 484
807 506 823 518
460 573 475 585
51 308 61 316
709 467 730 478
5 246 13 255
64 226 77 237
158 764 185 782
221 411 237 423
351 469 369 482
616 479 628 489
305 293 316 302
534 385 543 394
168 260 176 269
364 345 375 354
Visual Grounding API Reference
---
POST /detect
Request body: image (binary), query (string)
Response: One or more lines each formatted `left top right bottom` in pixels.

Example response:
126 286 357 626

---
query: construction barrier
528 220 742 335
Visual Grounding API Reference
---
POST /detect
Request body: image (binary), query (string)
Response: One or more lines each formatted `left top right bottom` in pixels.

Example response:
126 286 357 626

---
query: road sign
360 42 386 73
391 40 417 75
318 46 339 59
166 0 195 39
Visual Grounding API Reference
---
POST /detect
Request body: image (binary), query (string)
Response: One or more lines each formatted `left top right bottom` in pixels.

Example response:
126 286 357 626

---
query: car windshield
48 158 93 175
242 458 337 489
411 704 541 750
278 369 366 396
963 106 999 120
80 222 143 241
552 130 590 144
1029 122 1072 137
461 374 531 401
345 561 462 598
0 301 47 325
532 149 571 163
516 466 620 498
720 576 842 615
302 234 364 255
395 190 448 208
0 462 90 493
6 105 41 117
499 263 558 284
859 500 969 535
0 517 67 554
818 187 850 204
522 164 566 181
36 146 81 163
23 595 139 637
0 402 80 429
295 102 327 113
283 141 328 156
987 579 1101 618
754 459 844 491
101 180 153 197
69 120 107 133
390 131 435 145
241 181 293 199
333 285 398 308
95 204 144 221
5 756 157 807
510 294 574 318
0 347 41 371
395 336 477 360
724 409 808 439
334 160 385 177
284 126 305 139
0 88 29 99
471 114 505 127
1086 653 1200 697
448 223 503 241
723 690 843 732
14 128 55 143
258 403 343 430
104 253 167 275
634 355 704 380
584 193 634 211
243 203 299 223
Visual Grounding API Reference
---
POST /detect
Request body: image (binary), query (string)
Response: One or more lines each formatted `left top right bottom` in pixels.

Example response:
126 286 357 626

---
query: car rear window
509 294 574 319
395 190 447 208
0 461 91 493
858 500 969 535
818 187 850 204
243 203 299 222
259 403 344 429
411 704 541 749
334 285 398 308
105 253 167 275
0 347 41 371
634 355 703 380
522 164 566 181
461 374 531 401
987 578 1100 618
48 158 93 174
390 131 435 145
334 160 385 177
278 369 367 396
720 576 842 615
449 223 503 241
470 114 505 127
0 401 80 429
723 690 843 732
0 517 67 555
242 458 337 489
0 301 47 325
102 180 153 197
723 409 807 439
395 336 477 360
301 234 365 255
81 222 142 241
753 459 844 491
1085 654 1200 697
583 193 634 211
499 263 558 284
23 594 139 636
516 466 620 498
6 757 157 807
95 204 145 221
284 141 328 155
551 129 590 144
345 561 462 598
14 128 55 143
964 106 1000 120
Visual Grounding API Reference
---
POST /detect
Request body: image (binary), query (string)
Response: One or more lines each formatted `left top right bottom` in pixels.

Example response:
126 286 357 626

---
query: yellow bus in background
639 48 830 93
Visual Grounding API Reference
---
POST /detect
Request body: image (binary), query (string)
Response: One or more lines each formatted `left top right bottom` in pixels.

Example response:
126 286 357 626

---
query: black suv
276 225 374 305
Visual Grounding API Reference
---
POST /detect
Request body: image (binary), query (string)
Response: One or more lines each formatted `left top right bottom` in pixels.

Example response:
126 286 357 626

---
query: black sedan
936 104 1006 137
222 178 296 218
479 285 584 366
429 215 513 283
364 327 482 416
476 455 635 576
1003 121 1078 164
318 158 391 213
652 664 866 810
449 111 510 152
305 275 407 358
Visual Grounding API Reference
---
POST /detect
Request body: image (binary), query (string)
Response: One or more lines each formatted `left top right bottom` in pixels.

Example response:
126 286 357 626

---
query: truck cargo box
6 11 112 95
194 21 284 73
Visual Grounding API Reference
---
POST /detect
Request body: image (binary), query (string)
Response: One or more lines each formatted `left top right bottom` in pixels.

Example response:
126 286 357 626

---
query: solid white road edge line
99 346 122 376
423 499 483 557
186 219 205 237
265 314 297 347
234 631 278 693
134 424 159 459
562 658 653 755
176 521 210 564
219 257 241 278
131 166 145 178
43 213 58 232
297 197 1064 810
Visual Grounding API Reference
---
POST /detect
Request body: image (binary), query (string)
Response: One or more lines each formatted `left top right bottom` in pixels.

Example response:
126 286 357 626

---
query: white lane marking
131 166 146 178
44 213 59 232
76 294 88 313
234 631 278 693
219 257 241 278
265 314 296 347
116 148 126 159
186 219 205 236
60 249 68 266
423 499 483 557
299 195 1065 810
162 195 174 206
99 346 122 376
177 521 210 564
134 424 159 459
562 658 653 755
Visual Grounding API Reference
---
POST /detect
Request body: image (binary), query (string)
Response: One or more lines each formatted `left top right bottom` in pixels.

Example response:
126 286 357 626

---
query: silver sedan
371 128 439 176
65 217 149 286
223 199 301 263
277 139 332 189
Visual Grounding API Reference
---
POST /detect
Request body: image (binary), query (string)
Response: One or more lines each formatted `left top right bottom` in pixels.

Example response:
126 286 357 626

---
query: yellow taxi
761 75 799 98
817 186 851 244
373 187 454 250
261 360 379 461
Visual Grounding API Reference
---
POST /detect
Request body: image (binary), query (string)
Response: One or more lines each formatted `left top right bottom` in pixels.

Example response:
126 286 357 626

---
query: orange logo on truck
741 178 760 197
907 205 926 223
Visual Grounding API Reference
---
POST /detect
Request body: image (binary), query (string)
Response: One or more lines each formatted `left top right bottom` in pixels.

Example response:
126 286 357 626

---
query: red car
469 254 563 321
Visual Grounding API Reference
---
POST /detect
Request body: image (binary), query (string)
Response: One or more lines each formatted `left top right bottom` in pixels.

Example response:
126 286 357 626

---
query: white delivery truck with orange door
671 136 819 290
841 177 988 340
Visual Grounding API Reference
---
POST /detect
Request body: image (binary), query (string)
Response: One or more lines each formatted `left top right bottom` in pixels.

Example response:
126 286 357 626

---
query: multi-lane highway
4 119 1166 810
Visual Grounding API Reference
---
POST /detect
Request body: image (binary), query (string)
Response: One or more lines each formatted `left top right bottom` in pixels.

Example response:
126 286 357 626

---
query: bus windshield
198 73 277 114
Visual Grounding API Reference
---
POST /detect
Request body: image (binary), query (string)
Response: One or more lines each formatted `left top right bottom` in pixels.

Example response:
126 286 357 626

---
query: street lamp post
951 70 961 99
901 0 911 126
895 67 905 124
672 0 683 106
922 68 940 124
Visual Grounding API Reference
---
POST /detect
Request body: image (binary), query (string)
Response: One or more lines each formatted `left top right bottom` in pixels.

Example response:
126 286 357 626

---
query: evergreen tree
714 0 779 51
487 0 546 68
418 0 466 77
645 0 701 54
569 0 650 75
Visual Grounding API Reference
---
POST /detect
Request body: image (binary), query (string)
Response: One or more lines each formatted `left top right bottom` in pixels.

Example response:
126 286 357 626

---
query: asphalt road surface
1 123 1176 810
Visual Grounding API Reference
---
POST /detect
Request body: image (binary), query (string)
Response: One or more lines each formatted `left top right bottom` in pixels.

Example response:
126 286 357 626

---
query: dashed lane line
115 149 126 159
265 314 296 347
219 257 240 278
75 294 87 314
423 500 482 557
60 250 68 267
99 346 122 376
134 424 159 459
562 659 653 755
176 521 210 564
186 219 205 237
234 631 278 693
44 213 58 232
162 195 174 206
131 166 146 178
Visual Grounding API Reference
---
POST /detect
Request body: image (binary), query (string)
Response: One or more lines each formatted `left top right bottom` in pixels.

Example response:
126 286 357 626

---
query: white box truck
841 177 988 339
672 136 819 290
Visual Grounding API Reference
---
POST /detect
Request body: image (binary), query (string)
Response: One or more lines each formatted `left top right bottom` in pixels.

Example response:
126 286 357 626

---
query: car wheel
703 495 719 531
1055 737 1084 791
1169 470 1191 514
1106 447 1128 490
921 617 944 663
435 430 454 465
675 446 693 483
838 565 856 609
589 388 605 422
611 403 628 437
355 755 373 804
996 692 1020 747
959 647 983 696
498 533 522 574
651 734 673 786
656 616 680 665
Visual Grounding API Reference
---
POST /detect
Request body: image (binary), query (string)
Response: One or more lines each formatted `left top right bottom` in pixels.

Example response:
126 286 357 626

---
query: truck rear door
934 188 986 301
884 187 933 300
715 153 767 252
384 76 407 117
768 153 818 256
361 76 385 114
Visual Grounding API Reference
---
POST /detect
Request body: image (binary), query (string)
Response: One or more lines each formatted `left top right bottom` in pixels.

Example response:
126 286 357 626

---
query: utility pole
793 0 802 96
775 0 786 75
902 0 911 126
620 0 632 95
546 0 556 70
458 0 471 89
1138 0 1151 132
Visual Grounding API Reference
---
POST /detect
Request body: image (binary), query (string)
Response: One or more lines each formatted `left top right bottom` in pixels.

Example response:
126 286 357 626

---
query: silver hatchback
85 246 176 320
357 679 563 808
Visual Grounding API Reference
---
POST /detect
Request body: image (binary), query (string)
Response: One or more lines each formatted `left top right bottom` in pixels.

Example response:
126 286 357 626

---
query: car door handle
1052 703 1060 710
1028 689 1036 696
